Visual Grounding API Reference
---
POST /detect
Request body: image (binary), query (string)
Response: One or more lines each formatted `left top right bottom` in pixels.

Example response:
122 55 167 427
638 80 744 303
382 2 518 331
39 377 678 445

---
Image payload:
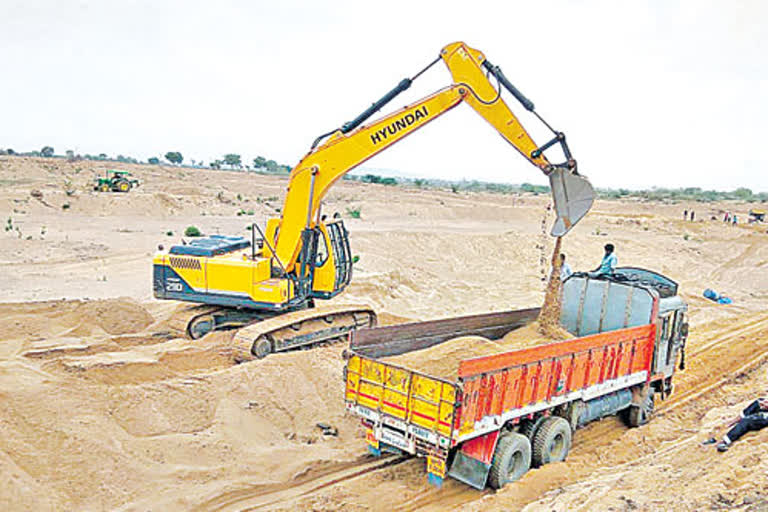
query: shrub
166 231 173 236
346 207 361 219
62 203 71 210
184 226 202 237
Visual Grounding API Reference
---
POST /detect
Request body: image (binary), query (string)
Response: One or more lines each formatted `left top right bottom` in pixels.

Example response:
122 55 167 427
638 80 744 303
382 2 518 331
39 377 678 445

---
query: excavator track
167 304 274 340
167 304 225 338
232 304 377 363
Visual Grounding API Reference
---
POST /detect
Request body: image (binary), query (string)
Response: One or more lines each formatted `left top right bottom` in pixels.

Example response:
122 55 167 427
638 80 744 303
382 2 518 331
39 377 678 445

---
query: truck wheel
532 416 572 467
488 433 531 489
626 389 655 427
518 416 547 441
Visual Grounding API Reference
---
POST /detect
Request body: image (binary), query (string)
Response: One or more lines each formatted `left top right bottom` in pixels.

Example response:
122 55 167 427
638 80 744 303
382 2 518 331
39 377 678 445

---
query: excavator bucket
548 167 595 237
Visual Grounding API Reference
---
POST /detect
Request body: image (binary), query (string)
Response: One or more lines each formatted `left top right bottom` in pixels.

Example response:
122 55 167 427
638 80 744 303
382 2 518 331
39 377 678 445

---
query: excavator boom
274 41 595 269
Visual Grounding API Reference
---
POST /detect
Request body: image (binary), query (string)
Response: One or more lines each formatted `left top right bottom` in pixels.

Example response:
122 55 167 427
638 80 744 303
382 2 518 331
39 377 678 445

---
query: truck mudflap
446 430 501 490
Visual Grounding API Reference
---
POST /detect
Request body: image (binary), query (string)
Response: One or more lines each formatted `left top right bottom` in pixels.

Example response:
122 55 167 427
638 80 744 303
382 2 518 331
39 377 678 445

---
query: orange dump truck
344 268 689 489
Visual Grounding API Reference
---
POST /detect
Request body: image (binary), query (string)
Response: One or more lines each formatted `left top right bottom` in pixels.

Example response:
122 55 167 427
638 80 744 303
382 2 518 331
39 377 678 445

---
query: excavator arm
274 41 595 272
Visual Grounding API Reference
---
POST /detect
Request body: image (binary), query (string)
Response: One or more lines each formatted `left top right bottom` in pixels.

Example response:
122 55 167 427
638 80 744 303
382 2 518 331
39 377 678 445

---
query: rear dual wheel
489 417 573 490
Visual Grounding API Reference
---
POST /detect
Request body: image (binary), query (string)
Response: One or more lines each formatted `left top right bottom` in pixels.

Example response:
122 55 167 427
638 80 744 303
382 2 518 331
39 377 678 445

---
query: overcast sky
3 1 767 191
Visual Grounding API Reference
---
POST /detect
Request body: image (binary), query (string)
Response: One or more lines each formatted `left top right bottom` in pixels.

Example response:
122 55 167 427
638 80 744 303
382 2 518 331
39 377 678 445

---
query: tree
210 160 222 170
165 151 183 165
733 187 753 200
41 146 54 157
148 157 160 165
98 153 108 160
224 154 241 168
265 159 278 172
253 156 267 169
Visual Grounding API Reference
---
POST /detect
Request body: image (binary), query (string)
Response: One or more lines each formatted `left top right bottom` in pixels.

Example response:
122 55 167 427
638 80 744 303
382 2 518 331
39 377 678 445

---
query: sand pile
0 298 154 341
381 321 572 379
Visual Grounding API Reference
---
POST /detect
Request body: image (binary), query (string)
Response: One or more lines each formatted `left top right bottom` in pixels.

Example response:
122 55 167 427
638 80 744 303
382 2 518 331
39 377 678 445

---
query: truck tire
626 389 655 427
488 433 531 490
531 416 572 467
519 416 547 441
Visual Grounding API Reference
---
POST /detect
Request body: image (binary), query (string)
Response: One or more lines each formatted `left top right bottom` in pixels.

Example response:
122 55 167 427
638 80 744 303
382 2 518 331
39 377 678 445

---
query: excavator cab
294 220 354 300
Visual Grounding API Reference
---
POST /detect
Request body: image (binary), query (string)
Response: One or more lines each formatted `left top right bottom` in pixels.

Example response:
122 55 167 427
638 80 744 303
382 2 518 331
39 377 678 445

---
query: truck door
653 313 673 376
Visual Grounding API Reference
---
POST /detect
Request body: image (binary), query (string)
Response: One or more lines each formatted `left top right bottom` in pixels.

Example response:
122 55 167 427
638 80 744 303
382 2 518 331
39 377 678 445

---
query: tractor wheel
488 433 531 489
99 184 110 192
117 181 131 192
531 416 572 467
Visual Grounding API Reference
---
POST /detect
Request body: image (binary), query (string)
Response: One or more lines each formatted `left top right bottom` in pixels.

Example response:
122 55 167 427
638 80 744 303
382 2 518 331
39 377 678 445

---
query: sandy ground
1 156 767 511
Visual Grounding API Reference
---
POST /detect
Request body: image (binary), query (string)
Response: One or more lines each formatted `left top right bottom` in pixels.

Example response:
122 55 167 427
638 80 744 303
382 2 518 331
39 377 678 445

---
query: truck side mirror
680 323 689 338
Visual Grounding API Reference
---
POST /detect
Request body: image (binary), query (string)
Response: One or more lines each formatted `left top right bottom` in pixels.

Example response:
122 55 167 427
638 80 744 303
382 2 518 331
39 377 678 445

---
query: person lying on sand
705 398 768 452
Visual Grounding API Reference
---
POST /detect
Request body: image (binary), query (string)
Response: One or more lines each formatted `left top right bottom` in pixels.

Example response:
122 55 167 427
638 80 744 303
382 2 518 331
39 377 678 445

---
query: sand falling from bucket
538 236 564 338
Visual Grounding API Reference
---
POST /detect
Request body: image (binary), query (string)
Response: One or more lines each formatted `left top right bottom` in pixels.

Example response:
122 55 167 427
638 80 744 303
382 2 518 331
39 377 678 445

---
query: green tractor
93 170 140 193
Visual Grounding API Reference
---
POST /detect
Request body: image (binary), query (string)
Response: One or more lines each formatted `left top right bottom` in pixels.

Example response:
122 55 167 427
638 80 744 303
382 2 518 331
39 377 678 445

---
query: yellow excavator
152 41 595 361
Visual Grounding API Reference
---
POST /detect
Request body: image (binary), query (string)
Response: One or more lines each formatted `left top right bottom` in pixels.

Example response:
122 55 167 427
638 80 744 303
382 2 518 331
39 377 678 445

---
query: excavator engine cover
548 167 595 237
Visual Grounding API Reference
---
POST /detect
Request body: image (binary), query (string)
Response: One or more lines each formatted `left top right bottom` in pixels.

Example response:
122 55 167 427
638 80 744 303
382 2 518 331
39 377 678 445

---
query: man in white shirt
560 253 572 281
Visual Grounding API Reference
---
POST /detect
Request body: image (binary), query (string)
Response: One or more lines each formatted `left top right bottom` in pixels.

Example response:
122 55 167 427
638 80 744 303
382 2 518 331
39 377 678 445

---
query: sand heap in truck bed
380 321 572 380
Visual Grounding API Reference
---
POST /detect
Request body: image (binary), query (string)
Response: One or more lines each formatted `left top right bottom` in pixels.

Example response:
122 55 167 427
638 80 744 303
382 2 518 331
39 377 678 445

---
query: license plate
366 429 379 450
380 428 409 451
427 456 446 478
410 424 437 443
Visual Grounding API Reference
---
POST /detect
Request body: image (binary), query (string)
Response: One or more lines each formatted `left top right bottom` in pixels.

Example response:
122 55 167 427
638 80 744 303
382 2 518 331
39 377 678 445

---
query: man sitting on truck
590 243 617 277
716 397 768 452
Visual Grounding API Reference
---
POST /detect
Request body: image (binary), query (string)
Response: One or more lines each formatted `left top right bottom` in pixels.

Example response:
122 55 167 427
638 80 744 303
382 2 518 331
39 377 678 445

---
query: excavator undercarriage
167 303 376 362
